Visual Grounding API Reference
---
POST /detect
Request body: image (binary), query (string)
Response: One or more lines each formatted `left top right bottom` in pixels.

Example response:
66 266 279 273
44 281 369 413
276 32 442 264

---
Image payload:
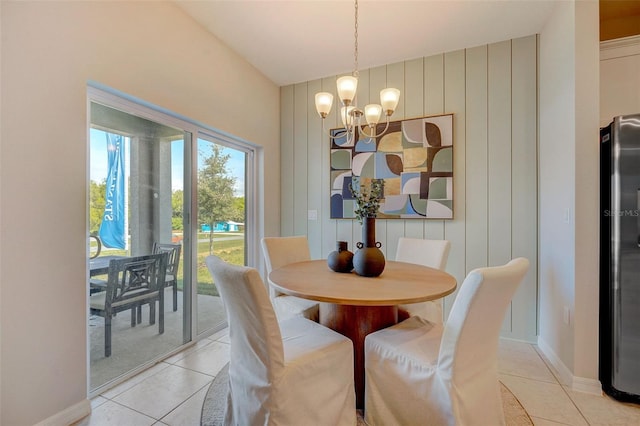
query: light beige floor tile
164 339 214 364
210 327 229 342
74 400 156 426
498 342 557 383
101 362 171 399
499 338 538 354
532 345 569 386
113 365 212 419
173 340 230 377
161 384 210 426
564 386 640 425
532 417 572 425
500 374 588 426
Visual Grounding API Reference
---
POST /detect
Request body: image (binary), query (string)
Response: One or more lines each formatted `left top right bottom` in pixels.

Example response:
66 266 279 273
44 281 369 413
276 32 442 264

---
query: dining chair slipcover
364 257 529 426
396 238 451 323
261 236 320 321
205 255 356 426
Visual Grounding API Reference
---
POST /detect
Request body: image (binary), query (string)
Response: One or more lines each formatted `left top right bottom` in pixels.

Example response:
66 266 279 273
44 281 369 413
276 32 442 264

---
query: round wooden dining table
269 259 457 409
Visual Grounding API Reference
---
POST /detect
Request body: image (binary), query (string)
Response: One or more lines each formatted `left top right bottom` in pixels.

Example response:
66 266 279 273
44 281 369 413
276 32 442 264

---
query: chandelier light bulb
364 104 382 126
380 88 400 115
315 92 334 118
337 76 358 105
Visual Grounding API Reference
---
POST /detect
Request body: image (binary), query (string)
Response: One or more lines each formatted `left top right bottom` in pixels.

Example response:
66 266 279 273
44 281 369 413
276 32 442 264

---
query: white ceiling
175 0 559 87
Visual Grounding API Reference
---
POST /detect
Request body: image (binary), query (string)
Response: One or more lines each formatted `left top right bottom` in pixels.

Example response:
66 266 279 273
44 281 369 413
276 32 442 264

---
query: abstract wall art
330 113 454 220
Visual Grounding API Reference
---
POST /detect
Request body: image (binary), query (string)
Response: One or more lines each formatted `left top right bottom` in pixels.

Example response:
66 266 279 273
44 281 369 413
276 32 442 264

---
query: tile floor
76 329 640 425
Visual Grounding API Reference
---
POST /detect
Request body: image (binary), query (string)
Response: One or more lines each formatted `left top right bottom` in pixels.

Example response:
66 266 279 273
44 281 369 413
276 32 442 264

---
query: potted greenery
348 178 386 277
349 178 384 223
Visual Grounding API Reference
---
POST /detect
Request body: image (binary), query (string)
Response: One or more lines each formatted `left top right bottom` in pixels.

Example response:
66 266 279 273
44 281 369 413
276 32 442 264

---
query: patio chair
153 242 182 312
89 253 167 357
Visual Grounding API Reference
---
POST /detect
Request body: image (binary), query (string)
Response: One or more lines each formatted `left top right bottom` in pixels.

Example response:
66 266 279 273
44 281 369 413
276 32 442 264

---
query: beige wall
0 2 280 424
280 36 539 342
538 0 600 391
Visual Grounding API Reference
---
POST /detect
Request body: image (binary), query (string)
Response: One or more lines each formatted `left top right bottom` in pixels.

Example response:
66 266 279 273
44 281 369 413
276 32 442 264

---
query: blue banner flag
98 133 126 249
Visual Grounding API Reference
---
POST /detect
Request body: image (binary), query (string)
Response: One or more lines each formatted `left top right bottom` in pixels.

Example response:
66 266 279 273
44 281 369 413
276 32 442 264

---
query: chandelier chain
353 0 359 78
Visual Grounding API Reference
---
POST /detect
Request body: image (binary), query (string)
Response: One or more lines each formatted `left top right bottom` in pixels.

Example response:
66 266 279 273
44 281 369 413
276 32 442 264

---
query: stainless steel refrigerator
600 113 640 403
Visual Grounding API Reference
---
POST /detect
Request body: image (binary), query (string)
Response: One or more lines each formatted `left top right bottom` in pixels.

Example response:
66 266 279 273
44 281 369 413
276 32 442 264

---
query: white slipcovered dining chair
261 236 320 321
396 237 451 323
364 257 529 426
205 255 356 426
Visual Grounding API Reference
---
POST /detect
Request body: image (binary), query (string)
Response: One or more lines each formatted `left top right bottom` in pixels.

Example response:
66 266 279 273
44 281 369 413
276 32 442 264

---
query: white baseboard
537 336 603 396
34 399 91 426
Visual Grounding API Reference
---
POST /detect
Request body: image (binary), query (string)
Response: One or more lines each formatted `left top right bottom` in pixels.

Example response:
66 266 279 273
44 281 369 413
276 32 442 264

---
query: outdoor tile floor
77 329 640 425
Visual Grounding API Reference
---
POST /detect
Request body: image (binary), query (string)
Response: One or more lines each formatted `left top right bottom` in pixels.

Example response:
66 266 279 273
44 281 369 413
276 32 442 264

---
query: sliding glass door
87 89 255 394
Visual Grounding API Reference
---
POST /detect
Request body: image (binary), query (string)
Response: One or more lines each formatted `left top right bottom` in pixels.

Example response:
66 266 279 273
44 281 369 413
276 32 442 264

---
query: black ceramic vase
327 241 354 273
353 217 385 277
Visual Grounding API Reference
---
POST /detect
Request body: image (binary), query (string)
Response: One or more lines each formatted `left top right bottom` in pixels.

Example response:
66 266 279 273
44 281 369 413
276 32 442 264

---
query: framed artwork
330 113 453 220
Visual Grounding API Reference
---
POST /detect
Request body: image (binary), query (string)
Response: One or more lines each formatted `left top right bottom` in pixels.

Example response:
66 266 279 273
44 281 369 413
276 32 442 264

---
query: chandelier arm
357 116 391 139
321 120 357 142
354 0 359 77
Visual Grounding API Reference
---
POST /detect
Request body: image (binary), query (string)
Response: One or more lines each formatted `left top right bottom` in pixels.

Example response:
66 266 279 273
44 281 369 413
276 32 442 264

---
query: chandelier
314 0 400 145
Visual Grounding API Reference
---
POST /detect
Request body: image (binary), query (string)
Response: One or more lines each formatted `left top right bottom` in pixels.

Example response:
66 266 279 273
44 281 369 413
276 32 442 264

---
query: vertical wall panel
307 79 323 258
511 35 539 341
424 54 447 241
293 83 308 236
321 76 339 257
280 36 538 341
404 58 427 240
386 62 406 260
280 85 294 235
487 40 514 332
465 46 489 272
443 49 467 319
488 41 513 266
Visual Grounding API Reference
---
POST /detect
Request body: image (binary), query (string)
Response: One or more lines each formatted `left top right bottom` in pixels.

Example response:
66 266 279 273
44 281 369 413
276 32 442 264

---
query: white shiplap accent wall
280 35 538 341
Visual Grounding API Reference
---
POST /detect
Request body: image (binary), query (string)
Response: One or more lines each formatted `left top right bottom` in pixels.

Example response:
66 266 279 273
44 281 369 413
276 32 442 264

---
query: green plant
349 178 384 223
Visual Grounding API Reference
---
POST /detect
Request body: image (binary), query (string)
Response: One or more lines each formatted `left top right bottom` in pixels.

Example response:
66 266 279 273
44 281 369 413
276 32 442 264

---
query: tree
231 196 245 223
172 190 184 230
198 144 236 253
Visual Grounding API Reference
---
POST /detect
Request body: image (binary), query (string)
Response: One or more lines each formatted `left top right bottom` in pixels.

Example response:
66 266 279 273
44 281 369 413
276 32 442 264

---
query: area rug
201 363 533 425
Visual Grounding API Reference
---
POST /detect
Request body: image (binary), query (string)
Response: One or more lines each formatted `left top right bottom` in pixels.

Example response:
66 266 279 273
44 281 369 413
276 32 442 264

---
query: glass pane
89 102 188 392
196 137 246 335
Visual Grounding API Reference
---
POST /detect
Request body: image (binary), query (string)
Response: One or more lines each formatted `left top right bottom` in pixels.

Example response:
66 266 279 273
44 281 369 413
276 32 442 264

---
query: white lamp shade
380 88 400 113
337 76 358 104
364 104 382 125
315 92 334 117
340 106 356 127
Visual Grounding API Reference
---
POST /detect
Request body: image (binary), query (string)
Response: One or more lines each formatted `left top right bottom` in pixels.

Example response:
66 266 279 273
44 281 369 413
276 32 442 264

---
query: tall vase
353 217 386 277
